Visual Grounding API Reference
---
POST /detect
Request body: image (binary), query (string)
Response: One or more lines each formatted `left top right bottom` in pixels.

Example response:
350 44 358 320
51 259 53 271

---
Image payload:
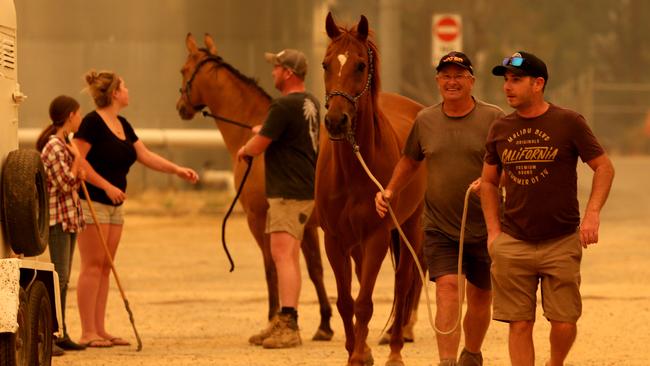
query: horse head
322 12 380 142
176 33 219 120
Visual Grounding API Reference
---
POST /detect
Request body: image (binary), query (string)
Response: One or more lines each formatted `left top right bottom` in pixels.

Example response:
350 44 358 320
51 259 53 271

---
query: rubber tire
0 288 29 366
26 281 52 366
1 149 49 256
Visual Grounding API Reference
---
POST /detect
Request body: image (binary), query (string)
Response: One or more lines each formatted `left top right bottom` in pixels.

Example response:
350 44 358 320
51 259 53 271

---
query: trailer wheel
1 149 49 256
0 288 29 366
26 281 52 366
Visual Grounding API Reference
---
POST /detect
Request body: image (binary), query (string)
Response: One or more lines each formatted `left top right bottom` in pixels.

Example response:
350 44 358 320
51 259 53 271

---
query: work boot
261 313 301 349
458 348 483 366
248 315 279 346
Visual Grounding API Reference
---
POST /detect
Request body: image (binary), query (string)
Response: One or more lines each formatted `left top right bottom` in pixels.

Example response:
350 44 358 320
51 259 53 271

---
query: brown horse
317 13 426 366
175 33 333 341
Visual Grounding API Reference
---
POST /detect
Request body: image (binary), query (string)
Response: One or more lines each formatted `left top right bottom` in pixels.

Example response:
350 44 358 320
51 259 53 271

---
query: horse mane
328 25 382 105
198 48 272 101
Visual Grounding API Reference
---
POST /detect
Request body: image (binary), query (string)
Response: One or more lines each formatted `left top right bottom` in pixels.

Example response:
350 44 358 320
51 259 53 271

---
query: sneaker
458 348 483 366
261 313 302 349
52 343 65 356
248 315 279 346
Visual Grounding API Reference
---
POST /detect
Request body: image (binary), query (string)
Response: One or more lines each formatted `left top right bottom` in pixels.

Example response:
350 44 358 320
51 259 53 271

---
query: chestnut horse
317 14 426 366
175 33 333 341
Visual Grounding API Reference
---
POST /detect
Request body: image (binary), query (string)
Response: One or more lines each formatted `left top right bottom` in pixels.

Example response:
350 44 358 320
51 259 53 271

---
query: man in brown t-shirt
481 51 615 366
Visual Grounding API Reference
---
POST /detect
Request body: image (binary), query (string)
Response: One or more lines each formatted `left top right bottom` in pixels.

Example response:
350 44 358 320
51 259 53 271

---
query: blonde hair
84 69 120 108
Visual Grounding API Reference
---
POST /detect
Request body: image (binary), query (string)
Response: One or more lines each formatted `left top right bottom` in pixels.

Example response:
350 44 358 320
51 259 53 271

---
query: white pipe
18 128 225 149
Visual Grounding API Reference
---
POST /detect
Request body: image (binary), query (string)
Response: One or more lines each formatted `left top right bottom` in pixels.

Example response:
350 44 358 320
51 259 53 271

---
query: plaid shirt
41 136 85 232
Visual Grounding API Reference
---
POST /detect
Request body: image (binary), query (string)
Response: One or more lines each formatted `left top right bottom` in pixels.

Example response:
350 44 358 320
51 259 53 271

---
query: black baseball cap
436 51 474 75
492 51 548 82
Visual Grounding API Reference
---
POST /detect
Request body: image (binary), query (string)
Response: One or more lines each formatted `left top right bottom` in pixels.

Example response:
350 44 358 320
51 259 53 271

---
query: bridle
179 51 222 111
324 46 374 111
324 45 374 144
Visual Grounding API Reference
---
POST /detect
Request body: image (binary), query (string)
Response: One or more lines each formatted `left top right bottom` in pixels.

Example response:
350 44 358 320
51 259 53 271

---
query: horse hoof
378 332 413 345
312 328 334 341
384 360 404 366
364 351 374 366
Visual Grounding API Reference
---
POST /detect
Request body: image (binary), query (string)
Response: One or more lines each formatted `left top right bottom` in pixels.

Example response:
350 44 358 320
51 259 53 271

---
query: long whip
80 182 143 351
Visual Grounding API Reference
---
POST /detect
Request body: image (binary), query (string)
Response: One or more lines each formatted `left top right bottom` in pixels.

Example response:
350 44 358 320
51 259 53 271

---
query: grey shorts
423 230 491 290
81 200 124 225
489 231 582 323
265 198 314 241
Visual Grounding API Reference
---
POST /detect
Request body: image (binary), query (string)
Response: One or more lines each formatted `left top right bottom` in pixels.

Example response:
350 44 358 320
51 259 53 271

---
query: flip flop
108 337 131 346
82 339 113 348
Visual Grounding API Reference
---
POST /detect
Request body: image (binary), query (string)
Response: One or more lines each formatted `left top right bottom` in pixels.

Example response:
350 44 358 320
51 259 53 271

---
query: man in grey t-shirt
375 52 504 366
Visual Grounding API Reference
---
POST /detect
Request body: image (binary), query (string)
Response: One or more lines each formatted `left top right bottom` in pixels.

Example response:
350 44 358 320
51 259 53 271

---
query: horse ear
186 33 199 54
204 33 217 55
326 12 341 39
357 15 369 41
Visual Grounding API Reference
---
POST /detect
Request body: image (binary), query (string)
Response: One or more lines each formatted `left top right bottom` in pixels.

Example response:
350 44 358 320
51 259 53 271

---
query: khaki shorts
266 198 314 241
81 200 124 225
489 231 582 323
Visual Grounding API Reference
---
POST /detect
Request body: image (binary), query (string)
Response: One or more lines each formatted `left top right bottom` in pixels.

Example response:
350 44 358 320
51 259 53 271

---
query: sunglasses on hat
502 56 524 67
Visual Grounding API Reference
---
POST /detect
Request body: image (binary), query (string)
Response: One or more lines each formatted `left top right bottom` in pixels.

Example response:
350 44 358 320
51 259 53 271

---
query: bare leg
270 231 301 308
509 320 535 366
547 321 577 366
463 282 492 353
435 274 463 361
76 223 120 346
95 224 123 340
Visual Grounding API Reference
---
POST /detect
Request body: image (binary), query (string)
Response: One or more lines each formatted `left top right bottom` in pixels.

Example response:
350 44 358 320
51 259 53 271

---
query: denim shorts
81 199 124 225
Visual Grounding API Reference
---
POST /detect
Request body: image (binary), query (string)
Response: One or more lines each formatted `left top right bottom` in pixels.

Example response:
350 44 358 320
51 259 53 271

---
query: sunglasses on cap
502 56 524 67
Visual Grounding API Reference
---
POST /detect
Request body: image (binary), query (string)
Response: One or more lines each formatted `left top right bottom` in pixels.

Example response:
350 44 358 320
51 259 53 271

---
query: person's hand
487 229 502 253
374 189 393 218
175 166 199 184
104 185 126 205
469 177 481 195
251 125 262 134
78 168 87 181
66 137 81 158
579 211 600 248
236 145 251 162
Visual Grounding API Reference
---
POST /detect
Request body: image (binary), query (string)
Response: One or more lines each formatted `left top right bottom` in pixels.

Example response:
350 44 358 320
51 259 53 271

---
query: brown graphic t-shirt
484 104 604 241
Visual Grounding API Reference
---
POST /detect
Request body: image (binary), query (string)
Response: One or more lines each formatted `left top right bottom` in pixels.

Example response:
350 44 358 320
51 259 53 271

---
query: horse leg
324 233 355 360
350 233 390 366
387 214 423 366
300 225 334 341
246 212 278 326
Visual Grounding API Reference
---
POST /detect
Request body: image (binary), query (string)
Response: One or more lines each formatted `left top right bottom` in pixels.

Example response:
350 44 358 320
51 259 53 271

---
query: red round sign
436 17 459 42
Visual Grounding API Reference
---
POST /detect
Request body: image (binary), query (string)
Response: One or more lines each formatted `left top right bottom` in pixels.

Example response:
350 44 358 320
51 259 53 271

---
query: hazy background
14 0 650 190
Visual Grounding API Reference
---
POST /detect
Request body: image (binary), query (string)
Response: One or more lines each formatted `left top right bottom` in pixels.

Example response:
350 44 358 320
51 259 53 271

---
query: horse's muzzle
324 112 352 140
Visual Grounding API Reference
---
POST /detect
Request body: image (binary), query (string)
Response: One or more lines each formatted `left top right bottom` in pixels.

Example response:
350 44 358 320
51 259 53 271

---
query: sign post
432 14 462 66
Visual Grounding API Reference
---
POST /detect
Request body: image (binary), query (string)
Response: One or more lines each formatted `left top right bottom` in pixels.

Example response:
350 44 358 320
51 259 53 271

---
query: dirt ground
52 156 650 366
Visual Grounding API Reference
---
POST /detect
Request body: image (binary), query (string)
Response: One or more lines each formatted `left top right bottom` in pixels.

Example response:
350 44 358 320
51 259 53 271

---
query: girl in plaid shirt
36 95 86 354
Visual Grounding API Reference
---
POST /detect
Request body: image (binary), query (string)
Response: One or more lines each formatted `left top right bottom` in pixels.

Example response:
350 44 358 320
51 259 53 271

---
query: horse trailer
1 0 63 365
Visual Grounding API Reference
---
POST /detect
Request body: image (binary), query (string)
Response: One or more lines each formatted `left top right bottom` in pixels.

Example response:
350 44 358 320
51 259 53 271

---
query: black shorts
423 230 491 290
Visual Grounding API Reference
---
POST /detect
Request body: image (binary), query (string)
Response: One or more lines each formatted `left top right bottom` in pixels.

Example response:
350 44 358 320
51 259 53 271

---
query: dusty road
53 156 650 366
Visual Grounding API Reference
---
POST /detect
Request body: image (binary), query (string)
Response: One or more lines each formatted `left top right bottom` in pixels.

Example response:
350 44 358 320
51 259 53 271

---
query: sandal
107 337 131 346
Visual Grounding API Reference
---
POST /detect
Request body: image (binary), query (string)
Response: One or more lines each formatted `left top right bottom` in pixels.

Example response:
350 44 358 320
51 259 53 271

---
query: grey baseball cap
264 49 307 79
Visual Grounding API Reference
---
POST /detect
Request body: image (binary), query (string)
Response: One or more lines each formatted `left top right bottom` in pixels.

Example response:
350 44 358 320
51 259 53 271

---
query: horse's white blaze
337 52 349 78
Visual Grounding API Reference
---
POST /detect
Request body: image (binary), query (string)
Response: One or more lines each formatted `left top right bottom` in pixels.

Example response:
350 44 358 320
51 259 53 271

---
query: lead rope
350 142 470 336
